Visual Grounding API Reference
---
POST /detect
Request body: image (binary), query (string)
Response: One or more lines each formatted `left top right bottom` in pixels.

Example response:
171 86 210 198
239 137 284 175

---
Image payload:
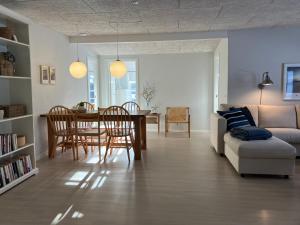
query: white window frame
102 56 139 106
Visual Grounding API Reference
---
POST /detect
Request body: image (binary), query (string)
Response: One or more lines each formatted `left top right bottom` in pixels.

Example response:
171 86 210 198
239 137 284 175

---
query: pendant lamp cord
76 24 79 61
116 23 119 60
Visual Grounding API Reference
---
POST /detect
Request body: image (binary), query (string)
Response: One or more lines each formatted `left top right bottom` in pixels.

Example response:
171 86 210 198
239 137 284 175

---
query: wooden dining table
40 110 151 160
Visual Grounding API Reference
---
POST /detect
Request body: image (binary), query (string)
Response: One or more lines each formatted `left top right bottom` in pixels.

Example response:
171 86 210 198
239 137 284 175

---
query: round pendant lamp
69 60 87 79
69 27 87 79
110 23 127 78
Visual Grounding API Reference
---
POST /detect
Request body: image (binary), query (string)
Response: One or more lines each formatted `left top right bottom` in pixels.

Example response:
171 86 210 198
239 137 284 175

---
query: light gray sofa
211 104 300 156
210 104 299 176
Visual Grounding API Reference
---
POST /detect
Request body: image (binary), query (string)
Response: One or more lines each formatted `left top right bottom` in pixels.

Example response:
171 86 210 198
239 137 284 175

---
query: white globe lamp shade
110 59 127 78
69 60 87 79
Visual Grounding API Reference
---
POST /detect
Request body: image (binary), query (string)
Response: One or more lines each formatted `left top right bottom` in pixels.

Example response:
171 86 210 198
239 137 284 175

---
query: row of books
0 155 32 188
0 133 18 156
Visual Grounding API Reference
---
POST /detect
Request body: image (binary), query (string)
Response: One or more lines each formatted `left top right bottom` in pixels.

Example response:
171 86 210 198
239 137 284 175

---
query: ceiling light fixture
110 23 127 79
69 25 87 79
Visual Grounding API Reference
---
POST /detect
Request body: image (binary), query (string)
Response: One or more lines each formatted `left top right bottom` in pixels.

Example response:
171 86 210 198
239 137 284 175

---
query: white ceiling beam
69 30 228 43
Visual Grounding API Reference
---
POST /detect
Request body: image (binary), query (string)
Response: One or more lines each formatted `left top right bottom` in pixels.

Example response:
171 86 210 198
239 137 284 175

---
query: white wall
30 23 95 159
140 53 214 131
100 53 214 131
228 26 300 105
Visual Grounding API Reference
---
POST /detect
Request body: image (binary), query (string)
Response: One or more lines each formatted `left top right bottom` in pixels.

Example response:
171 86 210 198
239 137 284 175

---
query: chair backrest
48 105 75 135
103 106 131 137
76 101 95 112
166 107 189 122
122 101 140 113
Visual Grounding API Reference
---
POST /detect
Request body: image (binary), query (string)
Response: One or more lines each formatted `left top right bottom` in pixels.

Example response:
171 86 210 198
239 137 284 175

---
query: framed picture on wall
283 63 300 100
49 66 56 85
40 65 49 84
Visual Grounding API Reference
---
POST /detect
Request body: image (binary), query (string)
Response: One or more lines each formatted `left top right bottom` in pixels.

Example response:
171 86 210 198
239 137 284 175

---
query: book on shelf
0 133 18 156
0 155 32 188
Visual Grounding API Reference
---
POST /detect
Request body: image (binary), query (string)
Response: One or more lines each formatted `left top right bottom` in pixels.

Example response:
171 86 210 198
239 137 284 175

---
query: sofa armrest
210 113 227 155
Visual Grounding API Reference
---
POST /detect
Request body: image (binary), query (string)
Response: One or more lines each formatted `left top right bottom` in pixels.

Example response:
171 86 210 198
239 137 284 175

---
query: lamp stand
259 87 263 105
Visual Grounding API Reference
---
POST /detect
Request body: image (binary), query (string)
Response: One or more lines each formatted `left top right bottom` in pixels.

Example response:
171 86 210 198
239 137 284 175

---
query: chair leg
188 122 191 138
165 122 168 137
61 136 65 153
70 135 76 160
125 136 130 162
80 136 88 156
104 136 111 161
98 137 101 162
52 136 59 159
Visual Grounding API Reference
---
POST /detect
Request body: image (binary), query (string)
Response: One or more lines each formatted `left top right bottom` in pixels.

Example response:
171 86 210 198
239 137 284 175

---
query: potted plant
77 102 86 112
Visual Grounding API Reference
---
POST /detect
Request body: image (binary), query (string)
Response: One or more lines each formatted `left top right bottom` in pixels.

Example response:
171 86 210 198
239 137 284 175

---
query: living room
0 1 300 225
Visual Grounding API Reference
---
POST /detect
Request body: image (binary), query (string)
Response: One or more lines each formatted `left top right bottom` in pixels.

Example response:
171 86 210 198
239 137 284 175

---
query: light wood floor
1 132 300 225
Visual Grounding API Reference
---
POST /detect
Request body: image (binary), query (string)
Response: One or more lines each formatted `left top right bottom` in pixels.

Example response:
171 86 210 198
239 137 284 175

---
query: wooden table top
40 110 151 118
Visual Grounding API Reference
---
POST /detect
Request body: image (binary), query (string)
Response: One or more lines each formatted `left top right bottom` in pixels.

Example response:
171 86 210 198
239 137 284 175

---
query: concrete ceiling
0 0 300 37
81 39 220 55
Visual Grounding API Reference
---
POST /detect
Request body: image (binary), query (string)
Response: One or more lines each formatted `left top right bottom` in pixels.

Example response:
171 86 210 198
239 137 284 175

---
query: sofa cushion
295 105 300 129
220 104 258 126
224 133 296 159
258 105 297 128
266 128 300 144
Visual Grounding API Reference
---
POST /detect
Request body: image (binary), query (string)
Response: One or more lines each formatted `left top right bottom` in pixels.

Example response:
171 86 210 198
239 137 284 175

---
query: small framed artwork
283 63 300 100
49 66 56 85
40 65 49 84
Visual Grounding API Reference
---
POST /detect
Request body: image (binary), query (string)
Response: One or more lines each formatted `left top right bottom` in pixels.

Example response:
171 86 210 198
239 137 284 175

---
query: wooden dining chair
75 110 106 161
165 107 191 138
103 106 134 162
121 101 140 113
47 105 77 160
76 101 97 152
121 101 140 133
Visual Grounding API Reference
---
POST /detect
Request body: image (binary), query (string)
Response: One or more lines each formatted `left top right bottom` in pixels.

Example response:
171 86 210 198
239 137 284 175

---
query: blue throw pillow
217 109 251 131
229 106 256 127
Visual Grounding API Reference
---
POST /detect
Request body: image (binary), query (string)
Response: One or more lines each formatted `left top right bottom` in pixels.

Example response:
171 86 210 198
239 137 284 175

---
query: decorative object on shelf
0 27 14 40
49 66 56 85
258 72 273 105
0 110 3 120
17 135 26 147
40 65 49 84
282 63 300 100
0 104 26 118
151 105 159 113
77 102 87 113
69 25 87 79
110 23 127 78
142 82 155 108
0 52 15 76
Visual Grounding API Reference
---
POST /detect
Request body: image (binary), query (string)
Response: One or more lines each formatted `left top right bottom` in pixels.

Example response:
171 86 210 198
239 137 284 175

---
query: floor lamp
258 72 274 105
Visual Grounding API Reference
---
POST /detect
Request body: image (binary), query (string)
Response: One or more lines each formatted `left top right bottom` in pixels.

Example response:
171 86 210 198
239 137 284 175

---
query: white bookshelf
0 12 38 194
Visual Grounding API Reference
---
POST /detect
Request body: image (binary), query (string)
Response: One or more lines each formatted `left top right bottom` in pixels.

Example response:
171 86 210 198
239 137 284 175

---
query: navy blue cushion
229 107 256 127
217 109 251 131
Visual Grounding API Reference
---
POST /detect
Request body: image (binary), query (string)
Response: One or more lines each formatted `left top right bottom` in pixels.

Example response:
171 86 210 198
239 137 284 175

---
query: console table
146 113 160 133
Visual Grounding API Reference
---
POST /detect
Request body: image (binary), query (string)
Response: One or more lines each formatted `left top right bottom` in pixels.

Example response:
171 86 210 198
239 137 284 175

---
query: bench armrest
210 113 227 155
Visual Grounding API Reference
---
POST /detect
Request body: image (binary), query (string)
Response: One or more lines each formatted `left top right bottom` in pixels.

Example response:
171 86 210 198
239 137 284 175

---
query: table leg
133 117 142 160
141 116 147 150
158 116 160 134
47 117 55 158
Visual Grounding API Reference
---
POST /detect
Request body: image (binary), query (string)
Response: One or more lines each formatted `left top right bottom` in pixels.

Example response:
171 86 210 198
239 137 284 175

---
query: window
87 57 98 107
110 60 138 105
